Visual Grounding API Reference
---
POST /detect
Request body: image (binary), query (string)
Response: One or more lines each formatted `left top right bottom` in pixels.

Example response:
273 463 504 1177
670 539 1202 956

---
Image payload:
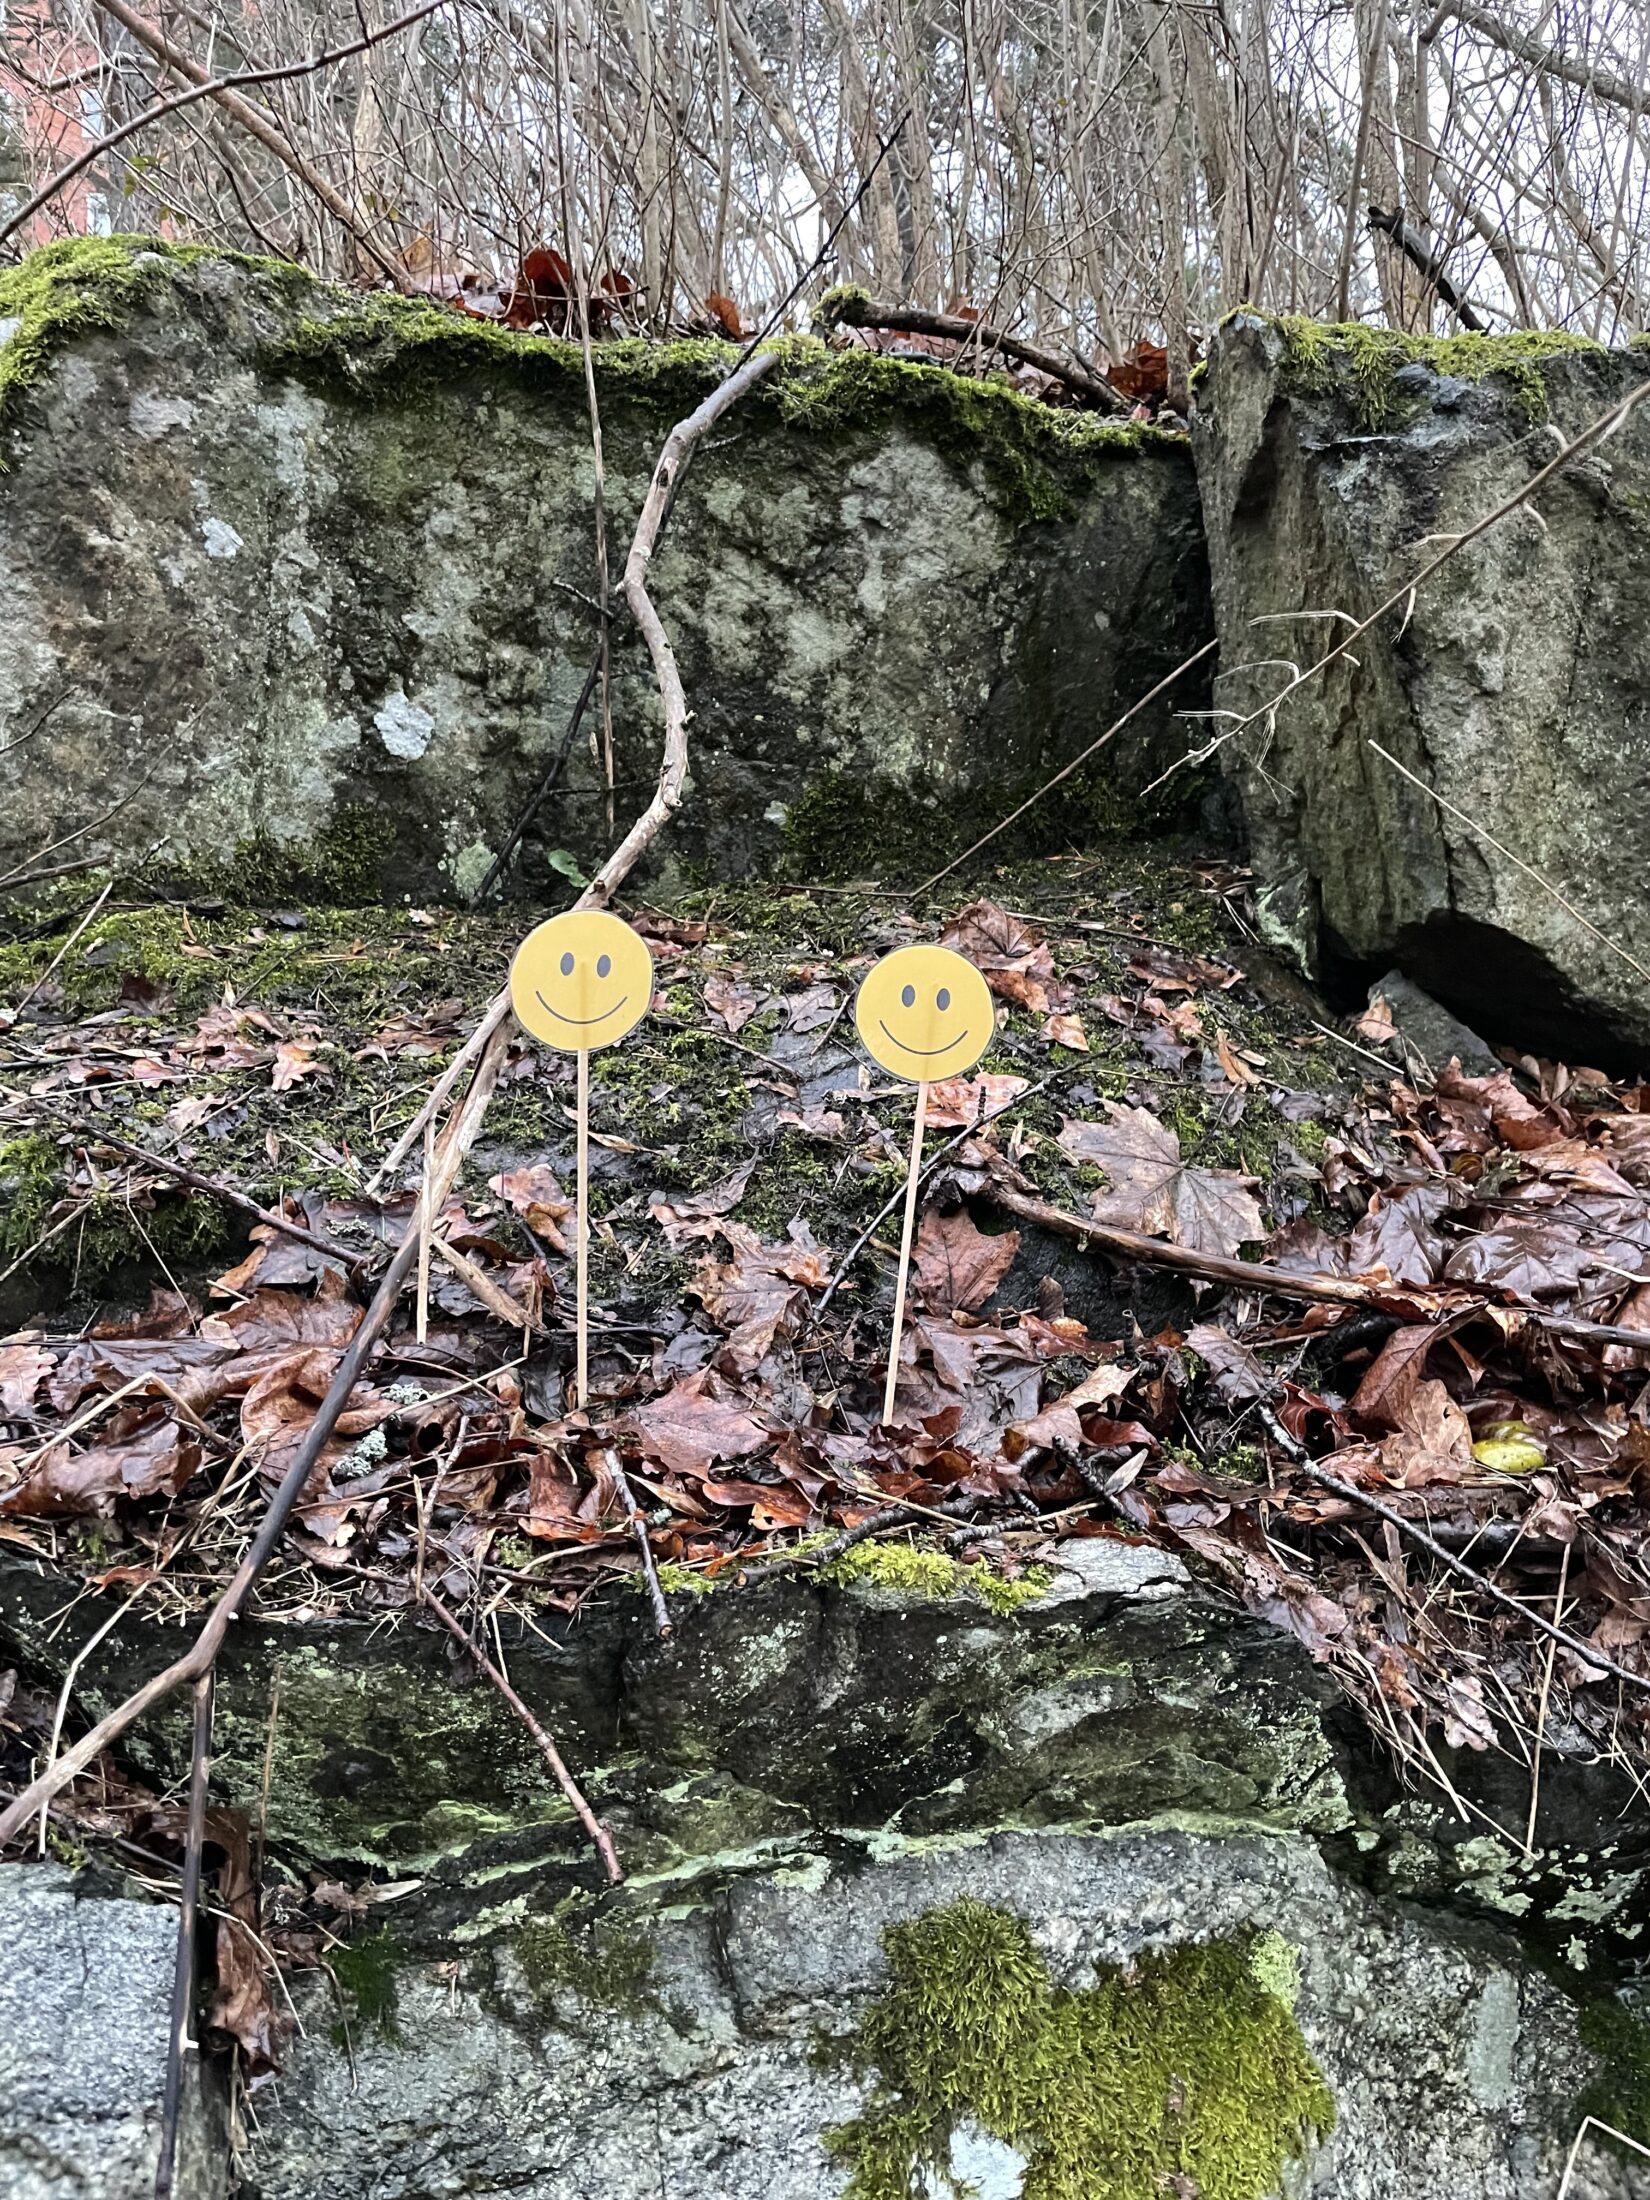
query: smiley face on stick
510 910 654 1052
855 943 995 1083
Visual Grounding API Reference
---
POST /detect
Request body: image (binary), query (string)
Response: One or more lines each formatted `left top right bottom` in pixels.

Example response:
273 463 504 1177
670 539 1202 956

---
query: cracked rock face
241 1831 1634 2200
6 1550 1645 2200
1194 317 1650 1065
0 250 1211 897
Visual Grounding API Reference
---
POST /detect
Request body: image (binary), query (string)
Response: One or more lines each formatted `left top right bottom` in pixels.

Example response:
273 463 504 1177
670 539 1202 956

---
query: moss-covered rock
0 239 1213 899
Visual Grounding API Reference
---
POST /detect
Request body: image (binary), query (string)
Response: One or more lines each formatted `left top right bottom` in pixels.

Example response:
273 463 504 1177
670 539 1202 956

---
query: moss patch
0 235 300 441
330 1927 402 2041
1263 313 1608 428
515 1902 656 2016
823 1541 1049 1615
827 1899 1332 2200
1578 1996 1650 2156
0 237 1183 533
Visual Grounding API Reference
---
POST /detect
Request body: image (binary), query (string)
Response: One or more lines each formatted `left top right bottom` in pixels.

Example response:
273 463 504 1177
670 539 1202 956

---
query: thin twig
415 1582 621 1881
1525 1540 1571 1856
41 1112 364 1275
154 1671 214 2200
605 1448 671 1637
916 639 1219 896
0 0 451 248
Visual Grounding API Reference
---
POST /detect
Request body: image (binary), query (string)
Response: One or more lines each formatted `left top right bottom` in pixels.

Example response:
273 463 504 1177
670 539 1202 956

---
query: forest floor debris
6 846 1650 2056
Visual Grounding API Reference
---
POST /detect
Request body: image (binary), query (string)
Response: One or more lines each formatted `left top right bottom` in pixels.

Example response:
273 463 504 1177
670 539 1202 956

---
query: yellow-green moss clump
0 235 302 439
1266 313 1606 427
823 1542 1049 1616
827 1899 1332 2200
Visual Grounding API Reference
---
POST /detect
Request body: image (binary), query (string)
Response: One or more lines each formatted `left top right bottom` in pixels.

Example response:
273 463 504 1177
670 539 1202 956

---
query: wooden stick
415 1582 621 1882
415 1115 435 1346
816 290 1124 410
154 1671 214 2200
883 1079 929 1426
606 1448 671 1638
576 1047 590 1410
984 1181 1650 1355
1524 1541 1571 1856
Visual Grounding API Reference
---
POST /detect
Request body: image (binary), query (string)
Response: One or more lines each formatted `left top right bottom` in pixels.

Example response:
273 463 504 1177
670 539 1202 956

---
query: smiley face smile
535 992 631 1027
877 1020 959 1056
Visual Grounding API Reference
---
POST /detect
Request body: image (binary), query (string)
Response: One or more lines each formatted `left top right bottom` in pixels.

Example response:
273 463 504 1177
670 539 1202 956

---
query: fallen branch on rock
983 1180 1650 1358
816 290 1124 411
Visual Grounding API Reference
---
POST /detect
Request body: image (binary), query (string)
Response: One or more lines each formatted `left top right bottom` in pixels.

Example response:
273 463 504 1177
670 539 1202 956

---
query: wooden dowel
883 1079 929 1425
576 1046 590 1411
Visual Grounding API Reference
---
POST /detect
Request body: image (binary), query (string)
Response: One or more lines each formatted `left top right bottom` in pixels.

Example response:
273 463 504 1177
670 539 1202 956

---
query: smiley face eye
901 983 916 1007
936 987 951 1011
597 953 612 978
560 950 575 976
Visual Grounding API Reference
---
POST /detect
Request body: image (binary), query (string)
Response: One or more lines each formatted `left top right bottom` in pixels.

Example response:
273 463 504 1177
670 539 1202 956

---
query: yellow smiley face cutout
855 944 995 1083
509 910 654 1052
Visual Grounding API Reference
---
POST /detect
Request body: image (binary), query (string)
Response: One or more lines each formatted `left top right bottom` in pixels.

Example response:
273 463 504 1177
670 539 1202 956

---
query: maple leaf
0 1341 50 1418
1374 1377 1475 1488
0 1411 200 1519
913 1207 1019 1313
625 1373 769 1478
490 1163 574 1254
1058 1106 1263 1257
1042 1012 1088 1051
703 974 763 1035
649 1159 756 1248
695 1222 826 1372
1184 1323 1270 1400
1001 1362 1134 1457
939 899 1072 1014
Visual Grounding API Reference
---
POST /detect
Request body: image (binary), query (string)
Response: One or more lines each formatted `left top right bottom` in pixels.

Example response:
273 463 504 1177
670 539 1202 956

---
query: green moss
1578 1997 1650 2154
515 1902 656 2015
826 1899 1333 2200
1265 313 1606 427
651 1562 717 1598
330 1928 402 2041
0 236 301 441
781 751 1187 882
0 240 1180 536
823 1541 1049 1616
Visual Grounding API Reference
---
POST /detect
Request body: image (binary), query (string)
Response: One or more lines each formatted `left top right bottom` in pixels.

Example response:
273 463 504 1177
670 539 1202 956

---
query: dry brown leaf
1058 1106 1263 1257
626 1373 769 1479
489 1163 574 1254
925 1072 1028 1129
913 1207 1019 1314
